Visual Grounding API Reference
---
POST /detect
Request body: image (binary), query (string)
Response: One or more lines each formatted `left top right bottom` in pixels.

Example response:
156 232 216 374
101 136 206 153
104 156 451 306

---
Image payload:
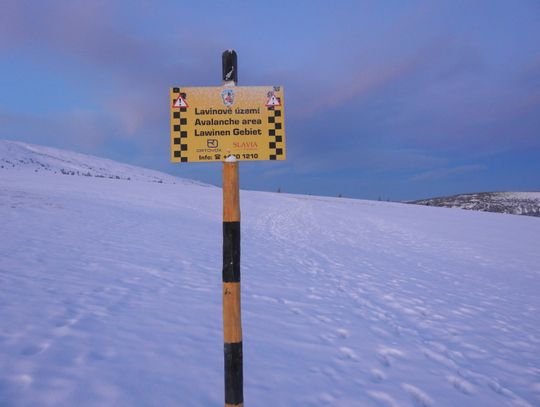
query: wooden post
222 50 243 407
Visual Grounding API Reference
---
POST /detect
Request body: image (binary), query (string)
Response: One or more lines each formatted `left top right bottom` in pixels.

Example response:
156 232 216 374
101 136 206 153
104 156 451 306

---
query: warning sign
170 86 286 162
172 95 188 108
266 92 281 107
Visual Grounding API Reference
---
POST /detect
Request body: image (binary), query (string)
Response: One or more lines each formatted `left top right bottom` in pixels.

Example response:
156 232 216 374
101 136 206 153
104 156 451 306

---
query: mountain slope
1 141 539 407
0 140 206 185
410 192 540 217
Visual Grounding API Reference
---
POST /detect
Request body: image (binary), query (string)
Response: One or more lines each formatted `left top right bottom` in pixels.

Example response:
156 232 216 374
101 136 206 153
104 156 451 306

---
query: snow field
1 141 540 406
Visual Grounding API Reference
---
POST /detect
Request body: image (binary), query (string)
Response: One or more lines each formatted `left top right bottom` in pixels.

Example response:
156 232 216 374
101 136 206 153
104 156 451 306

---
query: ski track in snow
1 141 540 406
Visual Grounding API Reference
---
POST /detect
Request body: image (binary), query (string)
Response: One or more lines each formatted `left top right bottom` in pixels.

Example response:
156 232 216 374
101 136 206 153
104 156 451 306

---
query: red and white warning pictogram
172 95 189 108
266 94 281 107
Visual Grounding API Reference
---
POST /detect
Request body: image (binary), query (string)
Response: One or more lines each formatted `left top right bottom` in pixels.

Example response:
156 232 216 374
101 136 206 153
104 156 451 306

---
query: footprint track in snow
447 374 475 395
376 345 405 367
338 346 357 360
20 342 49 356
401 383 434 407
367 390 399 407
370 368 386 383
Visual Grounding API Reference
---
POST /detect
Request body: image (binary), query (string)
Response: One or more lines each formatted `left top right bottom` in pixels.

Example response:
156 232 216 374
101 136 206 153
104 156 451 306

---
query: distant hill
0 139 209 187
410 192 540 217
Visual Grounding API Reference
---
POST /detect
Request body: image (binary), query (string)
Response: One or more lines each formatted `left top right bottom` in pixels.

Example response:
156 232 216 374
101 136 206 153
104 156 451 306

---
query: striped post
222 50 243 407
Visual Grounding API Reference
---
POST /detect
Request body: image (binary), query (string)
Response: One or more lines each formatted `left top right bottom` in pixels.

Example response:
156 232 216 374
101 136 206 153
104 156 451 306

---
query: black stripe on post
223 221 240 283
224 341 243 405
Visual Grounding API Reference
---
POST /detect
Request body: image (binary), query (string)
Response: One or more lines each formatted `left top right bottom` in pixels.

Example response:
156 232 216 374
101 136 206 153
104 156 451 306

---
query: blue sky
1 1 539 200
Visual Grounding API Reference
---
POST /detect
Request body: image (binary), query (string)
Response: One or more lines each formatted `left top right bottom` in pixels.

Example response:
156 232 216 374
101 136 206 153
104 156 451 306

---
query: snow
1 140 540 406
0 140 205 186
497 192 540 201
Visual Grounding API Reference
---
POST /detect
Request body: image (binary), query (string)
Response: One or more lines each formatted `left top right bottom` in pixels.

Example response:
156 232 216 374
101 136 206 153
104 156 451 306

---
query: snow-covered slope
1 142 539 407
410 192 540 217
0 140 206 186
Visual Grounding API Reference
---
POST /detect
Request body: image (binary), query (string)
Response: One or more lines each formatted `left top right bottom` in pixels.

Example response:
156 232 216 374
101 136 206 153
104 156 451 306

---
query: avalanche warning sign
170 86 286 163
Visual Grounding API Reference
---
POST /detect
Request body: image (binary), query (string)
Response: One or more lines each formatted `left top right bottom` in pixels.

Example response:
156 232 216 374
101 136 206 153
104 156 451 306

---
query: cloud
1 1 539 200
295 53 423 118
0 1 226 155
278 144 449 177
0 108 118 152
0 1 220 86
410 164 487 182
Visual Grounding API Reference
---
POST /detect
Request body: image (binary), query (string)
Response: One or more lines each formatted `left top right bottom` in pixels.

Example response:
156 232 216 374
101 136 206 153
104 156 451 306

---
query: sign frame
170 85 286 163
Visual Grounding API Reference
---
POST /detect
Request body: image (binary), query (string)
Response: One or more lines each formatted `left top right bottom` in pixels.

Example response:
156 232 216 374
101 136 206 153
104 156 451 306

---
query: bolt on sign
170 86 286 162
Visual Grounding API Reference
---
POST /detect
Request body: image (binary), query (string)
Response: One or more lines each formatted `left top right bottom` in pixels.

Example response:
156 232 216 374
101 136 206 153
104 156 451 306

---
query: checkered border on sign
267 106 284 160
171 87 188 162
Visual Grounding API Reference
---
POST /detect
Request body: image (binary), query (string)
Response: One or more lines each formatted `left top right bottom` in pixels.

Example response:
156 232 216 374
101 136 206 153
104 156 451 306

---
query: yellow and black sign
170 86 286 162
